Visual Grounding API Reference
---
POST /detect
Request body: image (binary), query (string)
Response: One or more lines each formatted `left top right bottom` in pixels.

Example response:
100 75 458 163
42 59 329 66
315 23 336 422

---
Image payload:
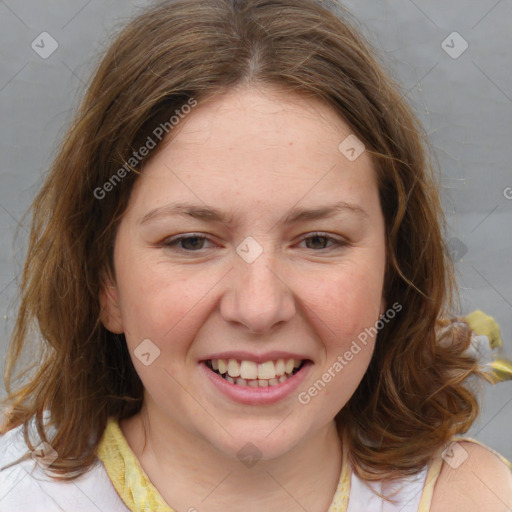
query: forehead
127 85 379 220
166 85 360 159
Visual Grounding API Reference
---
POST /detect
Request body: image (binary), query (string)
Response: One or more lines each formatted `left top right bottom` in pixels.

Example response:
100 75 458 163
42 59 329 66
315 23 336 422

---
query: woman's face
101 85 386 460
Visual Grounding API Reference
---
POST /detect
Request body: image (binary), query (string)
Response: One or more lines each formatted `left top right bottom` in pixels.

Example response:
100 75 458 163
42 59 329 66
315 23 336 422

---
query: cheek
112 242 185 340
115 257 223 354
303 264 384 342
119 277 192 341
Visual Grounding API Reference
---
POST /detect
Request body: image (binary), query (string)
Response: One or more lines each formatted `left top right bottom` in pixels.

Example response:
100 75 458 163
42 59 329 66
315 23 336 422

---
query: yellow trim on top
97 417 173 512
452 436 512 471
417 436 512 512
97 417 351 512
417 447 444 512
327 436 351 512
98 418 512 512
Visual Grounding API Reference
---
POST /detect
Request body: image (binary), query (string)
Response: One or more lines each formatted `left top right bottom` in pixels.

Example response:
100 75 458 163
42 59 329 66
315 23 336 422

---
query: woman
1 0 511 510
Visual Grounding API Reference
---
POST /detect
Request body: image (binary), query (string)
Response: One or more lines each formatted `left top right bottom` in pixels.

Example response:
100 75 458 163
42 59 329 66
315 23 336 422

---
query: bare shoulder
430 440 512 512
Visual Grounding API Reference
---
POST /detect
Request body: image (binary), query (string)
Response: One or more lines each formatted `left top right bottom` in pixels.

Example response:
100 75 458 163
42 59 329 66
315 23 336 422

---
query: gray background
1 0 511 459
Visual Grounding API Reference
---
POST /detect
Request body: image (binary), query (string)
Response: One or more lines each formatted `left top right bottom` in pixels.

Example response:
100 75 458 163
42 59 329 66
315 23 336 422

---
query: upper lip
200 351 312 363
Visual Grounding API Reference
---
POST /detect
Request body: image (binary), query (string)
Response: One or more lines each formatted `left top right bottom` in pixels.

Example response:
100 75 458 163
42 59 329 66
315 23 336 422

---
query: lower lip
200 362 312 405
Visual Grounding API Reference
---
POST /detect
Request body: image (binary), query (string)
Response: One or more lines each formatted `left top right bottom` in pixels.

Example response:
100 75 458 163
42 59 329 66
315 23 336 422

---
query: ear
99 272 124 334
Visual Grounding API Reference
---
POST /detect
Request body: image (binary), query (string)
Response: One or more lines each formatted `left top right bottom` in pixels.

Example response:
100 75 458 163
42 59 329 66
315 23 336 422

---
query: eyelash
162 232 347 252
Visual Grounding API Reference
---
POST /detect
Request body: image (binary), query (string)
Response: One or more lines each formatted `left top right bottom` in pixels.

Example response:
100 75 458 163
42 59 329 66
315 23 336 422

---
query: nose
219 251 296 334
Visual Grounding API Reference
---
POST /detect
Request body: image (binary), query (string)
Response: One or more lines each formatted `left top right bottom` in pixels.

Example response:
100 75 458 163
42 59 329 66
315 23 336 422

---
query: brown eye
163 234 213 251
299 233 346 250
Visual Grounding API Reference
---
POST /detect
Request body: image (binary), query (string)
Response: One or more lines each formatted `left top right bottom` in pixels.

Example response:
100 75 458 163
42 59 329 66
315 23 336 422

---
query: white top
0 418 434 512
0 421 128 511
347 467 429 511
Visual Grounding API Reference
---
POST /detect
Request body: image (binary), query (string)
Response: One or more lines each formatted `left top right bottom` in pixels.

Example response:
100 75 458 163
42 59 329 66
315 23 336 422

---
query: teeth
257 361 276 380
227 359 240 378
240 360 258 380
221 373 293 387
209 357 304 384
275 359 285 376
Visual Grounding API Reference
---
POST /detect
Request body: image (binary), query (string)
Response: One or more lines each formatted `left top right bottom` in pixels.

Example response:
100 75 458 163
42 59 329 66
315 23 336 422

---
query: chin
200 421 311 464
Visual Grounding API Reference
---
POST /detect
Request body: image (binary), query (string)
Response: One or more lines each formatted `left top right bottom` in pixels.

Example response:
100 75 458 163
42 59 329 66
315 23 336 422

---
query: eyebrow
139 200 369 226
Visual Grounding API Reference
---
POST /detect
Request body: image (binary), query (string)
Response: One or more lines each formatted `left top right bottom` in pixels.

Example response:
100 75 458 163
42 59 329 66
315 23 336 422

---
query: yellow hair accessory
464 310 512 383
465 310 503 349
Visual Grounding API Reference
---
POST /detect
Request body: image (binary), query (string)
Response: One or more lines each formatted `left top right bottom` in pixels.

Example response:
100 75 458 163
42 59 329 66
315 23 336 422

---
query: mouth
204 358 307 387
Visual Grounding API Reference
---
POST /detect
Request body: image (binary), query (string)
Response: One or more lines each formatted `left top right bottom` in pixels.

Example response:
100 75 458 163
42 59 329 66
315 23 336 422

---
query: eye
162 234 215 251
162 232 347 253
297 232 346 250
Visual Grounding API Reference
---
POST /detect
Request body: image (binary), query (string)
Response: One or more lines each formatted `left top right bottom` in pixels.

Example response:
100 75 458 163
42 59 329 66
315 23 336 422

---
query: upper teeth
211 358 302 380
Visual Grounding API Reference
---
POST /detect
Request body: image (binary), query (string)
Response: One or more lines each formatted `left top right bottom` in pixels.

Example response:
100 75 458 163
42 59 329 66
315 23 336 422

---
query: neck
120 402 343 512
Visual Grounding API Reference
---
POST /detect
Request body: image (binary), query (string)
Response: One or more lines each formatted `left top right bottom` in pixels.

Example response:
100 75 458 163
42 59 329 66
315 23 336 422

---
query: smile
205 358 304 387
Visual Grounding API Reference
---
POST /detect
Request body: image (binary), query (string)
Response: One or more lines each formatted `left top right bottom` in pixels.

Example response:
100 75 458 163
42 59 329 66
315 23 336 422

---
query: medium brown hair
1 0 488 481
